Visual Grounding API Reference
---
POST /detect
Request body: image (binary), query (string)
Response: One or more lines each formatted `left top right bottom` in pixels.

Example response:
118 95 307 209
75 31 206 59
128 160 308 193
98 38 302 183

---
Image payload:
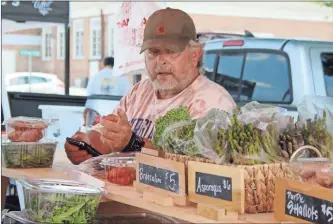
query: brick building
2 2 333 88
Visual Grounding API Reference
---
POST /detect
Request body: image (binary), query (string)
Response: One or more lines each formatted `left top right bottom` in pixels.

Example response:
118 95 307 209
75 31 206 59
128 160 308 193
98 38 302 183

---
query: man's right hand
64 131 93 165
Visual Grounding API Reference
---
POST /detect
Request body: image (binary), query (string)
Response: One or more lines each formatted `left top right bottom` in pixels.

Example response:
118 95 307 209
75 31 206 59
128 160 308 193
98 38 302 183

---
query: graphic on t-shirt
130 118 155 140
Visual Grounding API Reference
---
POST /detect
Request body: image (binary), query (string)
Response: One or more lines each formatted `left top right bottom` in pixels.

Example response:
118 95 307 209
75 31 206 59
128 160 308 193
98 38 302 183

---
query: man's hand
65 130 110 165
64 132 93 165
100 109 132 153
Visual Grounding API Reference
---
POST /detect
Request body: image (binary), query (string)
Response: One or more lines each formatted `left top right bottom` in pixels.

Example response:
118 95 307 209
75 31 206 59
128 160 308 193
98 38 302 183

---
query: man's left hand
100 109 132 152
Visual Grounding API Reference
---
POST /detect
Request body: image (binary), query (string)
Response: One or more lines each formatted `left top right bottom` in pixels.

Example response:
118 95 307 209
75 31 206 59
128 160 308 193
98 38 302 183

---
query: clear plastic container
19 178 103 224
2 139 57 168
100 156 136 186
3 117 50 142
2 210 35 224
290 157 333 189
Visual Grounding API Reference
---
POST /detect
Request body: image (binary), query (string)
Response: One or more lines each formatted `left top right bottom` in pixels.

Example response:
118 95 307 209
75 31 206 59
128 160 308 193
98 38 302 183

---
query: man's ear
191 46 203 67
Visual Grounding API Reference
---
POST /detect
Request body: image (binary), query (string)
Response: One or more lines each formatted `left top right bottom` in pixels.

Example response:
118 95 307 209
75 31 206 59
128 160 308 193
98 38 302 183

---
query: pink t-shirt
114 75 236 140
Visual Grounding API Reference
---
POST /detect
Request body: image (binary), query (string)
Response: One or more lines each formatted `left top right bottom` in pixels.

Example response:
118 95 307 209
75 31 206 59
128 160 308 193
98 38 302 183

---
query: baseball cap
140 7 197 54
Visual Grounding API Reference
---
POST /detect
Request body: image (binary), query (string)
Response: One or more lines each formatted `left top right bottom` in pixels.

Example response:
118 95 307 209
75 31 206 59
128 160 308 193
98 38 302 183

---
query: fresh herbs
26 193 100 224
2 143 56 168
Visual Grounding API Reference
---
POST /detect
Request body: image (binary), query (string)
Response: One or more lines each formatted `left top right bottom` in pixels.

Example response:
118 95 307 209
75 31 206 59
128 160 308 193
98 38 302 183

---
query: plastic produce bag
296 95 333 159
159 120 200 157
193 109 231 164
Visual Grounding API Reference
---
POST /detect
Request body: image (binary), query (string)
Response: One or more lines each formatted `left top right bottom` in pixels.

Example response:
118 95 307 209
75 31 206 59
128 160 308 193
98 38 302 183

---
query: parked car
5 72 65 95
202 33 333 118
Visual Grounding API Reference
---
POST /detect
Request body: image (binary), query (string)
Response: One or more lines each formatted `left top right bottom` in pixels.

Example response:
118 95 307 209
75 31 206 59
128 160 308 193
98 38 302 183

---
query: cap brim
140 38 190 54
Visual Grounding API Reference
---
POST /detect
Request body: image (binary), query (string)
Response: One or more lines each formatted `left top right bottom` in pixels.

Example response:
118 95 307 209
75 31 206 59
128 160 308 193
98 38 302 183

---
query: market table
1 148 283 224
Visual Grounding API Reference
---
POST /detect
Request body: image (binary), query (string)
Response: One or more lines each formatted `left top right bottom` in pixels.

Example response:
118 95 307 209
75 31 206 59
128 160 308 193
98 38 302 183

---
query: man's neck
104 65 113 69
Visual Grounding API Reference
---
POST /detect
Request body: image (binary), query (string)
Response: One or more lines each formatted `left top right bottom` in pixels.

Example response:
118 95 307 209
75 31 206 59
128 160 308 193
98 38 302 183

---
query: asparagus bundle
278 128 305 159
300 111 333 158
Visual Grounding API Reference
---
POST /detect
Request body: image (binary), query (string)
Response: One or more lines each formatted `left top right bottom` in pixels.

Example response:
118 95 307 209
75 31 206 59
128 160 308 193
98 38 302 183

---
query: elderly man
65 7 235 164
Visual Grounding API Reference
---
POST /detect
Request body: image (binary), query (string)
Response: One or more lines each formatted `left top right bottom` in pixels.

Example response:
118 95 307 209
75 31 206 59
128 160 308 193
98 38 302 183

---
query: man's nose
156 54 167 65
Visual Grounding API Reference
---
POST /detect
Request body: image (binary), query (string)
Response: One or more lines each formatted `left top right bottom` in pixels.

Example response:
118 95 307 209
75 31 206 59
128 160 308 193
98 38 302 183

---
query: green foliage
28 193 100 224
152 107 191 149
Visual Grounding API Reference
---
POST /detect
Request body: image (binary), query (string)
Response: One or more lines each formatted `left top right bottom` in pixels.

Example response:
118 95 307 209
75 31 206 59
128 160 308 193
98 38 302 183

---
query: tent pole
64 23 70 95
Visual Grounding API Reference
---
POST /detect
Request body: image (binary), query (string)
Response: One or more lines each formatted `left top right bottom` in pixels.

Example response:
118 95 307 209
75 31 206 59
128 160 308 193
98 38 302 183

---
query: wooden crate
165 152 296 213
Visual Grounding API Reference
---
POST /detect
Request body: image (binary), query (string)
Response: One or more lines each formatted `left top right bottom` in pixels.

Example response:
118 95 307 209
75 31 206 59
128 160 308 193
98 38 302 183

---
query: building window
42 28 52 61
73 19 84 60
90 17 101 59
108 15 115 57
57 25 65 60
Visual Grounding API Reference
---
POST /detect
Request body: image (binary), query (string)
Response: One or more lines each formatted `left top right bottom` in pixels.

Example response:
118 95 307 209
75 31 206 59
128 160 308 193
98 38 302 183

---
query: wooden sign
188 161 245 213
135 152 187 205
275 177 333 224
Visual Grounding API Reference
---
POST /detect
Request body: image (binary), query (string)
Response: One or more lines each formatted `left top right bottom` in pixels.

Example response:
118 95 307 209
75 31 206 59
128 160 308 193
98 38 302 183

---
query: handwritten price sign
138 163 179 193
286 190 333 224
275 177 333 224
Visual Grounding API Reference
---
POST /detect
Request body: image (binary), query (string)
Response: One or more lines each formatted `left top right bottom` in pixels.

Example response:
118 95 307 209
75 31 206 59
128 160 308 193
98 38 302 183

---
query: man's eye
149 49 159 55
166 49 175 54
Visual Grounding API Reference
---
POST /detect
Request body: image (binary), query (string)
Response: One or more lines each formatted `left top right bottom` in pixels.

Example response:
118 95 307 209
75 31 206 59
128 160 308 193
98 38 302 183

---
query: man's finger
100 128 122 141
70 154 91 165
64 142 80 152
100 136 117 152
117 108 129 124
100 119 122 133
101 114 119 124
66 149 89 158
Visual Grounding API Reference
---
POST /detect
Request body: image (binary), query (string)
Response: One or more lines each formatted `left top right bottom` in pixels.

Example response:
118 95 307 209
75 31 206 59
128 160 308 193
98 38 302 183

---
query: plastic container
2 210 35 224
290 157 333 189
3 117 50 142
2 139 57 168
100 156 136 186
19 178 103 224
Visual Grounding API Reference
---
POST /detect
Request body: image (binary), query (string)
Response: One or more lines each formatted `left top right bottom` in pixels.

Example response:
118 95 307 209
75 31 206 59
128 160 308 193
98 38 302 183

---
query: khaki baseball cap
140 7 197 54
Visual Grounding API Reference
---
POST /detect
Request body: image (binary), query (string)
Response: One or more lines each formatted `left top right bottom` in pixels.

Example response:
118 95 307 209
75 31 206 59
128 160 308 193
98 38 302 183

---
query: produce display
100 156 136 186
299 112 333 158
3 117 50 142
290 158 333 189
160 120 200 156
152 107 191 150
218 114 279 165
106 167 136 185
2 140 57 168
20 179 102 224
278 127 304 159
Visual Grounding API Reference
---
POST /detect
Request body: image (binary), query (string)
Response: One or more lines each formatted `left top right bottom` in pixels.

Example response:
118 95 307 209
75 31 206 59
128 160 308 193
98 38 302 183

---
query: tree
317 1 333 8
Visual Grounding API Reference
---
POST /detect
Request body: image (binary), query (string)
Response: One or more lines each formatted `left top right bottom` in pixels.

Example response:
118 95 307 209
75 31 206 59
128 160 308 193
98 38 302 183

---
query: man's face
144 44 201 92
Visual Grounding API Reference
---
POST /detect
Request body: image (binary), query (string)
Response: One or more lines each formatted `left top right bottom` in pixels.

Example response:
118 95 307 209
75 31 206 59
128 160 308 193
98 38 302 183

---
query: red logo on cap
156 24 166 35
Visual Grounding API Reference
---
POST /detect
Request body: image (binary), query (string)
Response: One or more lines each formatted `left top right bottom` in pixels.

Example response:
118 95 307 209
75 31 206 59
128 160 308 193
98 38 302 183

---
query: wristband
122 132 144 152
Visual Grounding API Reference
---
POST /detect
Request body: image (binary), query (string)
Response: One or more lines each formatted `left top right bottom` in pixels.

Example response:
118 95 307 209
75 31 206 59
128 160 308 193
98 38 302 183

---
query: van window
241 53 291 102
321 53 333 98
216 53 244 99
203 53 216 80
